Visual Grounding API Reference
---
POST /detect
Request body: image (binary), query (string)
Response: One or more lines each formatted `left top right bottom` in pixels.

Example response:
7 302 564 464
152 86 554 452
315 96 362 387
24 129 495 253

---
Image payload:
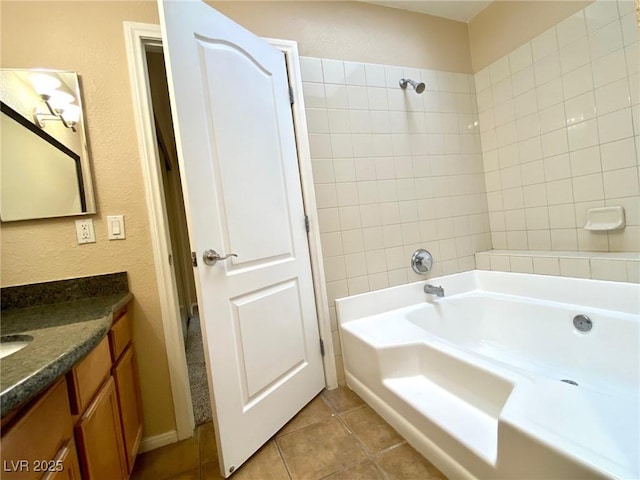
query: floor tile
231 441 290 480
321 386 364 413
131 434 199 480
198 421 218 465
201 461 224 480
164 468 200 480
375 443 446 480
321 460 387 480
278 394 334 436
340 405 405 454
278 416 367 479
134 387 449 480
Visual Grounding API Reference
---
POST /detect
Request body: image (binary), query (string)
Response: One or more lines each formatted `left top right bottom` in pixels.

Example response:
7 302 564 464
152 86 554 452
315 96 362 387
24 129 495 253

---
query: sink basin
0 335 33 359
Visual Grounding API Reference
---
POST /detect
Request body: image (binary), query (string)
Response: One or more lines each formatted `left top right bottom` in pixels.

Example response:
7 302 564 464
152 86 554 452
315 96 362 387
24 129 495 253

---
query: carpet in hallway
186 310 213 425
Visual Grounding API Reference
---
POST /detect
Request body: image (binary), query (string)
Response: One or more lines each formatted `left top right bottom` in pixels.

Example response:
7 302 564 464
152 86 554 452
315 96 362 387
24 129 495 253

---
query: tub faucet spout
424 284 444 297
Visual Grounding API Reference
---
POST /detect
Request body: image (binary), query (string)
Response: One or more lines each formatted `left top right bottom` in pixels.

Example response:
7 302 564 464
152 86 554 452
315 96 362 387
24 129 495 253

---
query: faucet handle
411 249 433 274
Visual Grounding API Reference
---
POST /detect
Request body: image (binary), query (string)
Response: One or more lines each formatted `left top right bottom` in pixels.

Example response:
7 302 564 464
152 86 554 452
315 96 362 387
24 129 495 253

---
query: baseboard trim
139 430 179 453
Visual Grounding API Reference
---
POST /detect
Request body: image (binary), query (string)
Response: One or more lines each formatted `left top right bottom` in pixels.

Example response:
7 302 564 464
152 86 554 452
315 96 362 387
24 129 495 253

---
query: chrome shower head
399 78 426 94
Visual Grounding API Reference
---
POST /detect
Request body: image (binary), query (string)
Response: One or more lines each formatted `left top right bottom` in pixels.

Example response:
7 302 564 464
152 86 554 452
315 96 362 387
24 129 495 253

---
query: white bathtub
336 270 640 480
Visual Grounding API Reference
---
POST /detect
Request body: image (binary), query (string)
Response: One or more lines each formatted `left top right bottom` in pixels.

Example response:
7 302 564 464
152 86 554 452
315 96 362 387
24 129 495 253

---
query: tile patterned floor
132 387 447 480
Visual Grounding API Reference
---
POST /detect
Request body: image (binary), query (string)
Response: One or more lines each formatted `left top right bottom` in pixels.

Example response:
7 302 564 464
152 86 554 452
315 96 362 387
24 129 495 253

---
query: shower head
399 78 426 94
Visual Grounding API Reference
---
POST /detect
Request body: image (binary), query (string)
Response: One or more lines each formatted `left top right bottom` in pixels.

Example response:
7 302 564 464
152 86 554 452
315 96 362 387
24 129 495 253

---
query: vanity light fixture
30 73 79 132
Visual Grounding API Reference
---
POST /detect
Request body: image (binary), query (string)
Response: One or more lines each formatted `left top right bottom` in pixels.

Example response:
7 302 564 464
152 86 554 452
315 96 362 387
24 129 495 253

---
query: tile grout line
273 437 295 480
282 391 373 479
335 408 406 480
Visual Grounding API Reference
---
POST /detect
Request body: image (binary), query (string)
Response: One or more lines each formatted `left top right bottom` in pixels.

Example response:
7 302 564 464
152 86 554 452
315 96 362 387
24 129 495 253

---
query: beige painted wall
468 1 593 72
0 1 176 438
210 1 472 72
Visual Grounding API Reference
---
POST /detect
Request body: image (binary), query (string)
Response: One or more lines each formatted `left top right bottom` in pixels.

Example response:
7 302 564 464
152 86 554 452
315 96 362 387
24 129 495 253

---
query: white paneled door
157 1 325 476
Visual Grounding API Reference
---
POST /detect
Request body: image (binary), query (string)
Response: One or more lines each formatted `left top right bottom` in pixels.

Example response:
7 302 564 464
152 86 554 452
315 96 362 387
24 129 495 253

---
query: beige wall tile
347 276 370 295
627 261 640 283
509 255 534 273
490 254 511 271
551 229 578 250
475 3 638 255
475 253 491 270
577 229 610 251
559 257 591 278
533 256 561 275
591 258 629 281
609 227 640 252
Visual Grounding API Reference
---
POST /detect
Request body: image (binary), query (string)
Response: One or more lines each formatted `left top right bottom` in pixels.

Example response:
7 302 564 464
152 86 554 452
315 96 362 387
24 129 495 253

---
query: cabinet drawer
0 378 73 480
66 337 111 415
108 311 132 362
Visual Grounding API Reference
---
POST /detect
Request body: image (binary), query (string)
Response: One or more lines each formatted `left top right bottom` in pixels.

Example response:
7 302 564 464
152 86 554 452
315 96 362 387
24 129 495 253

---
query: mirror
0 69 95 221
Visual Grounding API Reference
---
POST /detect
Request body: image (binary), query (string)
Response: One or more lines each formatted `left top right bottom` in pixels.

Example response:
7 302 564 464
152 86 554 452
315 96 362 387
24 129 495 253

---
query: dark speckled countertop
1 273 132 417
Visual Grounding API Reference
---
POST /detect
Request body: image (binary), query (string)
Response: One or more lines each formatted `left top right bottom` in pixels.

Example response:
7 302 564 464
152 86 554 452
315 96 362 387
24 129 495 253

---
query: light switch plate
75 219 96 244
107 215 126 240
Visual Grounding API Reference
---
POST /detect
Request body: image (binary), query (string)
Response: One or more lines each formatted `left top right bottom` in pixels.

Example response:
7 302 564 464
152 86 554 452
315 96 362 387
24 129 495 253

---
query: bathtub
336 270 640 480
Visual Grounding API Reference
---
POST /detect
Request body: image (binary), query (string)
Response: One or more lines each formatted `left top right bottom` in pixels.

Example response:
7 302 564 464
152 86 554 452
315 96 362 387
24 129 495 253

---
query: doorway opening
124 22 337 459
145 50 212 426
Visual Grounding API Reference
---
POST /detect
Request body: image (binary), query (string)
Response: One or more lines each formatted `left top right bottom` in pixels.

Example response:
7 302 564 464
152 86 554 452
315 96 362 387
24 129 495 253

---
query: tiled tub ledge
475 250 640 283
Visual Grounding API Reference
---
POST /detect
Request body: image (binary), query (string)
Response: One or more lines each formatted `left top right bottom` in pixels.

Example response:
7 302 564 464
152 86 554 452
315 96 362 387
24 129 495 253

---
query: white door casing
124 22 337 452
157 1 326 475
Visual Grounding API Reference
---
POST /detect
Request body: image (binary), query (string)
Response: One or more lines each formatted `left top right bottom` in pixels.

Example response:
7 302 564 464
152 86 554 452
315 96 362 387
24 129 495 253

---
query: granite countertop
0 292 133 417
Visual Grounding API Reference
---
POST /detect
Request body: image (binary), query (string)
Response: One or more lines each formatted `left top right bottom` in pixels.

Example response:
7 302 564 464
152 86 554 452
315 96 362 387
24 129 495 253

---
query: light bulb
48 91 75 112
61 104 80 125
30 73 61 98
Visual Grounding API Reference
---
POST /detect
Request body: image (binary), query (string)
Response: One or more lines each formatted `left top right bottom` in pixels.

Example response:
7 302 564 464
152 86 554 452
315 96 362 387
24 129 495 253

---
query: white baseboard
139 430 179 453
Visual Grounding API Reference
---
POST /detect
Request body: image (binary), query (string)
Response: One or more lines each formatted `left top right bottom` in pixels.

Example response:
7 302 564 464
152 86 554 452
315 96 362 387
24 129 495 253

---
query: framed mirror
0 69 96 221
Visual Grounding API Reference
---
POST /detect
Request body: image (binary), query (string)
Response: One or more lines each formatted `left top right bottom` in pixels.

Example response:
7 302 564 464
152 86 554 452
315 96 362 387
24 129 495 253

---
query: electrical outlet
75 219 96 244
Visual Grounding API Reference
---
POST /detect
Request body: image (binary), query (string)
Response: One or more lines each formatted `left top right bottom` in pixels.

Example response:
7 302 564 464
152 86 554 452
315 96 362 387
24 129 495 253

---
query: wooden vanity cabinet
109 311 143 474
0 378 79 480
69 305 143 479
0 303 142 480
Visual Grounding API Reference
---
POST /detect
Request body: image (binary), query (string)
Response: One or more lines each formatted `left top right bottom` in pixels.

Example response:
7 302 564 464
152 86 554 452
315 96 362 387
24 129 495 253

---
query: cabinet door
75 377 127 480
41 439 82 480
112 344 144 473
0 378 73 480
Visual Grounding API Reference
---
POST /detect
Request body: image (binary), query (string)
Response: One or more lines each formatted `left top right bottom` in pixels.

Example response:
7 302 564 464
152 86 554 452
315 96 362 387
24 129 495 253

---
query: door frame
123 21 337 447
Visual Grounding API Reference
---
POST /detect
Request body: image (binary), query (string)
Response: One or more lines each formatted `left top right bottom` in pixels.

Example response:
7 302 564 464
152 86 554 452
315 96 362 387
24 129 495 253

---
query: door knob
203 249 237 266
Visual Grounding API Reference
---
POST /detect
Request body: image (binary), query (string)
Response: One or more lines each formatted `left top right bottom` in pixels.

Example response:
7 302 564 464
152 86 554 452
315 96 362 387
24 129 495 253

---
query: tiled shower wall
475 0 640 253
300 58 491 381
